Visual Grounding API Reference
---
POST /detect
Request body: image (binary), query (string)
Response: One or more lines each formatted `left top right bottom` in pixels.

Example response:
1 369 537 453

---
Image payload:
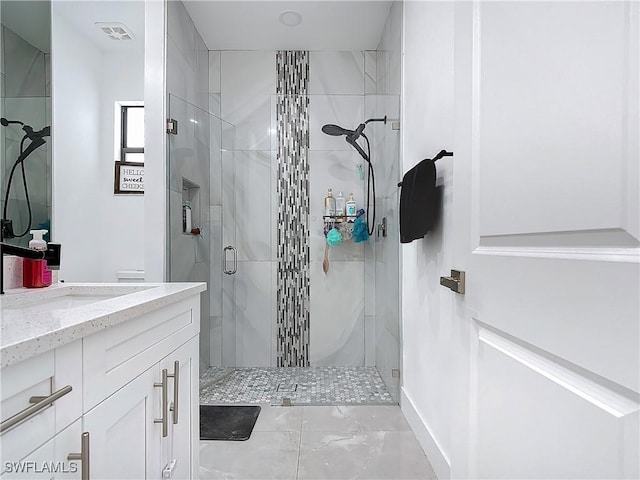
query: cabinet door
160 337 198 480
0 341 82 467
1 419 81 480
83 367 161 480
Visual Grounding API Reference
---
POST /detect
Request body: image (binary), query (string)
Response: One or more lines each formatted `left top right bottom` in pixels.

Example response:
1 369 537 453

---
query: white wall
52 8 103 281
400 2 456 478
143 0 166 283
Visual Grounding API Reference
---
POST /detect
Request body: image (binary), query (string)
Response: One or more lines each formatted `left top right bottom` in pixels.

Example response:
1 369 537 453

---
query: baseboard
401 387 451 480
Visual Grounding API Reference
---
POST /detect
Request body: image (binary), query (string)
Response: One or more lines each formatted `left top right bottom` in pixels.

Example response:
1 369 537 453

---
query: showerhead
1 118 50 141
322 122 369 161
321 124 355 136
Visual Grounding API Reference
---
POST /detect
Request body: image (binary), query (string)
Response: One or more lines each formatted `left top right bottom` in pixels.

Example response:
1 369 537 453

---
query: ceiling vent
95 22 134 41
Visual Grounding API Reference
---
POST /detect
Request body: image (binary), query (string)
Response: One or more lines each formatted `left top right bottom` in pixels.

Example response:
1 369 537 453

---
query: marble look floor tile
302 406 410 433
253 405 304 432
302 406 361 433
199 431 300 480
297 430 437 480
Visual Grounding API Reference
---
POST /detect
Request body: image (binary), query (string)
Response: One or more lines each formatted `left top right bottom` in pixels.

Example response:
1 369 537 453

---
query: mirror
0 1 52 248
48 1 145 282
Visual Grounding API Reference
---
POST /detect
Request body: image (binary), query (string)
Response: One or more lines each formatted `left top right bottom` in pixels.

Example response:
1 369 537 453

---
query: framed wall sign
114 161 144 194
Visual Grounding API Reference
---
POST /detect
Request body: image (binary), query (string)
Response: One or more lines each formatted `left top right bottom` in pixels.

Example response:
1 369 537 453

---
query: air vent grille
95 22 134 41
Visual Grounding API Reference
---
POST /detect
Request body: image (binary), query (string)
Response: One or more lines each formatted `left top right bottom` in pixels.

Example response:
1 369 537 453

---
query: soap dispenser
23 229 52 288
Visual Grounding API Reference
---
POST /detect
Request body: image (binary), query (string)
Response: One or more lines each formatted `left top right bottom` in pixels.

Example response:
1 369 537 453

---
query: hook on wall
397 150 453 187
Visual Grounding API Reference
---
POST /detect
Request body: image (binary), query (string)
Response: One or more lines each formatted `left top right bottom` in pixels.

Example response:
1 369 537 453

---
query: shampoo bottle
23 229 52 288
346 193 357 222
336 192 346 221
183 201 192 233
324 189 336 217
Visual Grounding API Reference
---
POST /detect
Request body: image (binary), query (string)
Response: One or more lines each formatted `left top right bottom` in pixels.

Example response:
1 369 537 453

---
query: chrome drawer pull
154 369 169 437
168 361 179 425
1 385 72 434
68 431 90 480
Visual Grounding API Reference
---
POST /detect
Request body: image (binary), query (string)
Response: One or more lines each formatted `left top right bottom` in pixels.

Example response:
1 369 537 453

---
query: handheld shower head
1 118 24 127
2 118 50 142
321 124 355 136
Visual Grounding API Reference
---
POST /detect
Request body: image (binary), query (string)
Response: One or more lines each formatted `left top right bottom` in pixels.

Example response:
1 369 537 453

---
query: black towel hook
398 150 453 187
432 149 454 162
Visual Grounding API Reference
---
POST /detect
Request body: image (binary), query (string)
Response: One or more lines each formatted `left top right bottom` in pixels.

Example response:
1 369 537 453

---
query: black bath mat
200 405 261 441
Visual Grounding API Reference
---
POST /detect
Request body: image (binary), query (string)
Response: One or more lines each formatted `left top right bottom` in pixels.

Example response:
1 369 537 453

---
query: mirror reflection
0 1 52 248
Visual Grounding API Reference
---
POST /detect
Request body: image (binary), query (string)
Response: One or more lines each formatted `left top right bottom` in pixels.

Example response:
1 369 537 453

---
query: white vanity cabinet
0 341 83 477
0 284 203 480
83 337 199 480
2 420 83 480
82 367 159 479
82 295 200 480
159 337 199 480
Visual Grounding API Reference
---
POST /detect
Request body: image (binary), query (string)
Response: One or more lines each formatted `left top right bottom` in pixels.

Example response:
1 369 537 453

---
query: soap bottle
183 200 192 233
335 192 346 221
324 189 336 218
23 229 52 288
346 193 357 222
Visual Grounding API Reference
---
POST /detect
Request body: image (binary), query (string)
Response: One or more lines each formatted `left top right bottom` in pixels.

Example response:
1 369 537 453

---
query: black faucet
0 234 61 294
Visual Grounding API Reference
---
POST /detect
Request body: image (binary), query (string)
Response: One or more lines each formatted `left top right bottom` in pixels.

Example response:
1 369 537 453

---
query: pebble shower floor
199 367 395 406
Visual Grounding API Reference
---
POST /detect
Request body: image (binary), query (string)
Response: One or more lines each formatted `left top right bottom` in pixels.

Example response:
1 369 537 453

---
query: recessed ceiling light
278 10 303 27
95 22 134 41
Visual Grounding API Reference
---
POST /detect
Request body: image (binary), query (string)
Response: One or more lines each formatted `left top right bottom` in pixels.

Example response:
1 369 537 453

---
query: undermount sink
1 283 152 311
3 293 124 311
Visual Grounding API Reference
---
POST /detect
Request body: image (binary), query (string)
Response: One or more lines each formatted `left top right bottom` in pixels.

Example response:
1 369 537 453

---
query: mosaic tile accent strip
276 51 311 367
200 367 395 406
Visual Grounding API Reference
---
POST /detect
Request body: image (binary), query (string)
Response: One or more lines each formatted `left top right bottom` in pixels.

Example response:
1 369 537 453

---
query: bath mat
200 405 261 441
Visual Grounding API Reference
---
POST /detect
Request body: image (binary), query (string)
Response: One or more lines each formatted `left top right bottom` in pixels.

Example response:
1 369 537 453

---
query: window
120 105 144 163
114 102 144 194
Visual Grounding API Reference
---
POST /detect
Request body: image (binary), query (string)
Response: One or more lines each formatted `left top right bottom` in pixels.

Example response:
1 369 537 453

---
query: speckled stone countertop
0 282 206 368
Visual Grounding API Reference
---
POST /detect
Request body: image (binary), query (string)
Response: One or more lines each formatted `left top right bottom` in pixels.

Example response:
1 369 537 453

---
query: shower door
167 93 235 371
219 125 276 367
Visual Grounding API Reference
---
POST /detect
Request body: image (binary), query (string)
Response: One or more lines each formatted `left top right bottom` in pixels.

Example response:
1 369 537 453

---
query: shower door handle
223 246 237 275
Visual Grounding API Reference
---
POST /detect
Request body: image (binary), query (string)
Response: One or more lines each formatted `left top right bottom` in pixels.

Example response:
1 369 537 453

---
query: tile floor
199 405 438 480
200 367 395 405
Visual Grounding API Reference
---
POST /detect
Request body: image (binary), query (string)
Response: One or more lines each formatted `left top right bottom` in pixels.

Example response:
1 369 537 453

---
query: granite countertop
0 282 206 368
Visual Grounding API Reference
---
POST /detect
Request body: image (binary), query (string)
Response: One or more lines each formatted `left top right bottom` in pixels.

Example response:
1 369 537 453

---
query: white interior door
451 2 640 478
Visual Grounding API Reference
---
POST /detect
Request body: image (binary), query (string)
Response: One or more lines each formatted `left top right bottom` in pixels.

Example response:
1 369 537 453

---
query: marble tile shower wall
308 52 368 367
213 51 276 368
166 1 211 372
0 26 51 248
210 50 375 367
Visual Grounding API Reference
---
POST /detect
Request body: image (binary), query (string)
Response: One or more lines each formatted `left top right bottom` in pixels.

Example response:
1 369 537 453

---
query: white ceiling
52 1 144 54
183 1 394 51
2 1 392 56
